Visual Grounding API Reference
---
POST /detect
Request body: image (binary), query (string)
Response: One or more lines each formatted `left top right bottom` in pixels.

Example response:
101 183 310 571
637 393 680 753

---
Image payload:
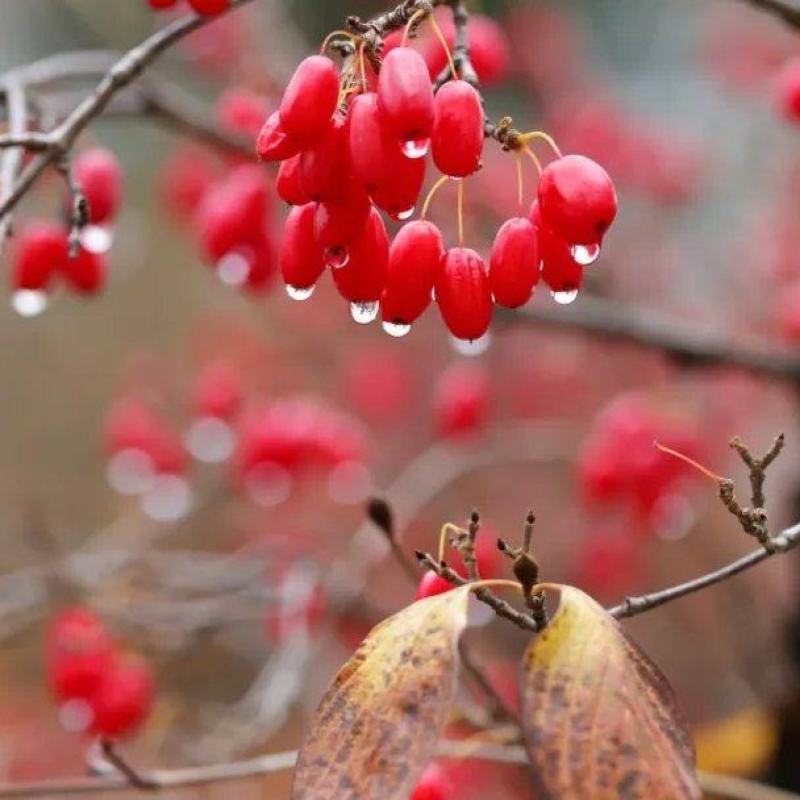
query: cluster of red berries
11 147 120 315
46 607 154 739
260 29 617 340
103 357 370 512
148 0 231 15
576 393 702 526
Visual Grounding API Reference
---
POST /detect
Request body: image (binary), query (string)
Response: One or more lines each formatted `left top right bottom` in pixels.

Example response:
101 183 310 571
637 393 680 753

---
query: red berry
431 79 484 178
537 154 617 245
12 222 68 291
298 112 349 202
256 111 303 162
415 571 454 600
531 202 582 297
489 216 539 308
241 230 277 294
158 145 220 221
313 183 371 258
188 0 230 15
195 361 242 420
46 608 116 703
74 148 122 225
148 0 177 9
331 206 389 303
775 58 800 121
381 220 444 327
279 56 339 146
411 764 453 800
433 363 490 439
377 47 435 149
217 87 270 139
90 657 155 738
348 92 426 217
62 247 108 295
435 247 492 341
276 155 310 206
280 203 325 292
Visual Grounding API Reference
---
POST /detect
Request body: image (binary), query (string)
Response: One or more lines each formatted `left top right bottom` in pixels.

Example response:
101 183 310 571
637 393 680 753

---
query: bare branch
0 79 28 251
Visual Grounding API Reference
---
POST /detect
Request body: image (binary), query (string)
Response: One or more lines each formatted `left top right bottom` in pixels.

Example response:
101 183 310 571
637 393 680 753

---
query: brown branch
0 79 28 252
608 519 800 619
736 0 800 28
0 0 255 239
504 296 800 384
55 153 88 257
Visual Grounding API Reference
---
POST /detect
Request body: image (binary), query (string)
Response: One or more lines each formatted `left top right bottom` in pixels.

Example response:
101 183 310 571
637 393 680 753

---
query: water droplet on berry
286 284 315 301
141 475 192 522
350 301 379 324
185 416 235 464
431 287 437 301
402 137 430 159
324 246 349 269
570 242 601 266
216 251 251 287
382 320 411 337
106 448 156 495
245 462 292 507
450 331 492 356
59 699 93 733
392 206 415 222
80 224 113 254
11 289 48 317
551 288 579 305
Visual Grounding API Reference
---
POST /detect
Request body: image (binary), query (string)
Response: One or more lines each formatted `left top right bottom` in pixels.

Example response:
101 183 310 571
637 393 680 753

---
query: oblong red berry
331 207 389 303
280 203 325 290
432 79 484 178
381 220 444 325
538 154 617 245
256 111 302 161
377 47 435 146
298 112 349 202
313 188 371 252
489 216 539 308
63 247 108 295
189 0 230 14
12 222 68 291
435 247 492 341
279 56 339 145
74 148 122 225
276 155 310 205
532 203 583 295
90 657 155 738
348 92 425 217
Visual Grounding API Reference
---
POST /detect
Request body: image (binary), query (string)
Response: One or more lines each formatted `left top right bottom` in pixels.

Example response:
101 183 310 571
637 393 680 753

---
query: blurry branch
0 0 254 254
737 0 800 28
0 79 27 248
0 742 794 800
504 296 800 384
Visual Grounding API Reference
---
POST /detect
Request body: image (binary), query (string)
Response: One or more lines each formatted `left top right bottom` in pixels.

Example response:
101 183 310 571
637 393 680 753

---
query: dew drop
106 448 156 496
286 284 315 301
350 300 379 324
140 475 192 522
570 242 601 266
382 320 411 338
11 289 48 317
396 206 416 221
80 225 113 254
430 287 437 302
551 288 579 305
216 251 251 287
185 416 235 464
324 246 349 269
450 331 492 356
59 699 93 734
402 137 430 159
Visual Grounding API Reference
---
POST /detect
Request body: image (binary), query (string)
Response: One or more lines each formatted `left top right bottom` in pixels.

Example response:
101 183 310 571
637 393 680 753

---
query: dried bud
513 551 540 599
366 496 394 538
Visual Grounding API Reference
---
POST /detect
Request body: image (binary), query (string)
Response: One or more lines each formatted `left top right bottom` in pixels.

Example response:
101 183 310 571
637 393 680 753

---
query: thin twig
0 79 27 253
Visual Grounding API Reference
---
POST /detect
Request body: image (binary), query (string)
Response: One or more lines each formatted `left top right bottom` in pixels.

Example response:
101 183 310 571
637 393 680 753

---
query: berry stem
468 578 524 594
421 174 449 219
520 131 563 160
401 8 428 47
515 150 524 213
437 522 467 563
654 441 729 484
319 29 359 55
427 13 458 79
523 145 542 176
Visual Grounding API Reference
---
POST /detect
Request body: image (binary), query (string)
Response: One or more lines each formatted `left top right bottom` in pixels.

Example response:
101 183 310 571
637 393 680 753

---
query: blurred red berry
74 148 122 225
217 87 270 139
411 764 453 800
195 360 242 420
775 58 800 121
90 657 155 738
188 0 230 15
12 221 68 291
433 362 490 439
62 247 108 295
415 571 454 600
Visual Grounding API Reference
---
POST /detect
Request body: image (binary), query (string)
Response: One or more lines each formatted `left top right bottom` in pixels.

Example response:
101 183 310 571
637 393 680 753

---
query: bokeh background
2 0 800 796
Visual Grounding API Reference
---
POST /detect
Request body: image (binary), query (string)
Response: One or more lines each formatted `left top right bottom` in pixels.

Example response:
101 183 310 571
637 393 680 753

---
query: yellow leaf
292 586 471 800
520 585 701 800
